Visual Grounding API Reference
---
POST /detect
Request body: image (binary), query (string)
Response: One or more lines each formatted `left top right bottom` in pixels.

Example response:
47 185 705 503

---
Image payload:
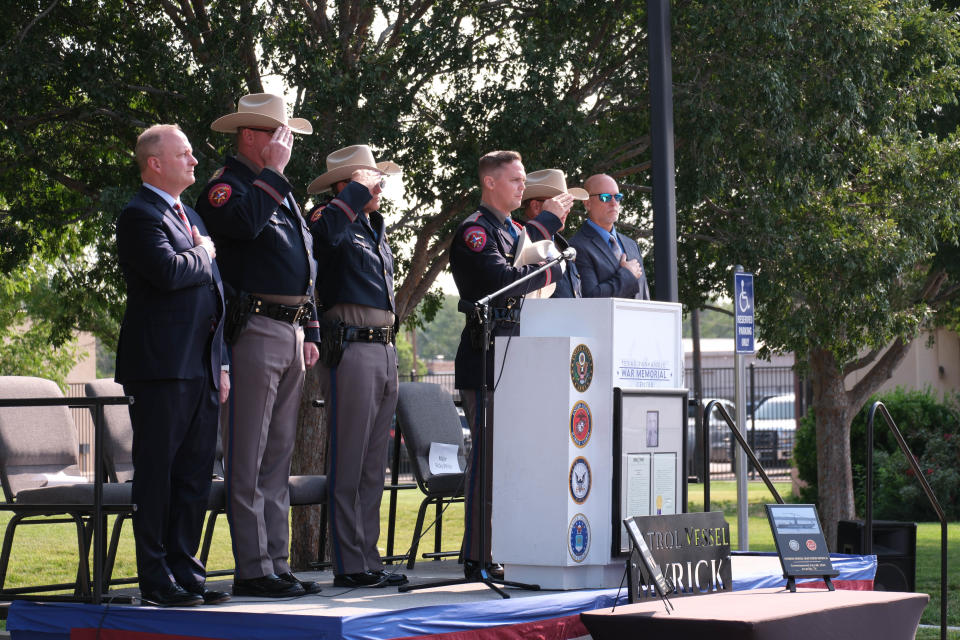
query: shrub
793 387 960 521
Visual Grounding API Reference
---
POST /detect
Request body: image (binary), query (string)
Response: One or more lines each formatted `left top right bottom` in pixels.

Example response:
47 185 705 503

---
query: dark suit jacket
115 186 226 386
568 222 650 299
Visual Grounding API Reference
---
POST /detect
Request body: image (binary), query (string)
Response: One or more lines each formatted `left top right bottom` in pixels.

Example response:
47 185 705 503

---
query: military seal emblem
570 344 593 392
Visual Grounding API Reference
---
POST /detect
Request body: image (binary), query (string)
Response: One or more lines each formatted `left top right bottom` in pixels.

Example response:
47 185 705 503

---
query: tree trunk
290 365 327 570
808 347 856 550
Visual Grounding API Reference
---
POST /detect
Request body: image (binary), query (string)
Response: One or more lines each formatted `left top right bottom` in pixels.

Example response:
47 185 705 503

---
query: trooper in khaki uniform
306 145 407 588
195 94 322 598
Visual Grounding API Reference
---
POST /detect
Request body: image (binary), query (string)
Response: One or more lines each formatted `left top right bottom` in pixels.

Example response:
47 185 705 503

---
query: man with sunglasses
196 93 322 598
305 145 407 588
569 174 650 299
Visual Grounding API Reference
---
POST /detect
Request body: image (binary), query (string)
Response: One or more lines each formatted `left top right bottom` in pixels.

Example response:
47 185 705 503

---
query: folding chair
395 382 467 569
0 376 133 598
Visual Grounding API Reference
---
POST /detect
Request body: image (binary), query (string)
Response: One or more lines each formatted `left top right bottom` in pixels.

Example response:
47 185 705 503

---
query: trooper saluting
306 145 408 588
195 93 322 598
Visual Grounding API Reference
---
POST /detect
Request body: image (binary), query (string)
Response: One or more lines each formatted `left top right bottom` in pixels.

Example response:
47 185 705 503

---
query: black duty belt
251 297 310 324
492 308 521 323
343 325 394 344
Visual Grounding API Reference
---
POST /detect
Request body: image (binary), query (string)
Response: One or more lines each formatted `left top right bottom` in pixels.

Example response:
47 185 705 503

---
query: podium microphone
562 247 577 262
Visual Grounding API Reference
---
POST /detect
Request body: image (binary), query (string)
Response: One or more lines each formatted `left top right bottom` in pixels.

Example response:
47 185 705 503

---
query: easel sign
624 517 674 612
765 504 838 592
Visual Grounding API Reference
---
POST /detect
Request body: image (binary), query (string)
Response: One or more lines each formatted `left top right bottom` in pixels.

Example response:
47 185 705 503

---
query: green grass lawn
0 481 956 638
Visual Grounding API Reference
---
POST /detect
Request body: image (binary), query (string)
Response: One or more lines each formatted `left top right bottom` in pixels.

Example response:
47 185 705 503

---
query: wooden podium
491 298 685 589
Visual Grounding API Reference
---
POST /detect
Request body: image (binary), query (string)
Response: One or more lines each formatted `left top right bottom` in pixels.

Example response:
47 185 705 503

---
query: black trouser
125 372 218 593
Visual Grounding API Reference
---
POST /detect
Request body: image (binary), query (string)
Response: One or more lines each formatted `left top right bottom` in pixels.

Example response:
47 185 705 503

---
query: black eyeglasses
242 127 277 134
589 193 624 203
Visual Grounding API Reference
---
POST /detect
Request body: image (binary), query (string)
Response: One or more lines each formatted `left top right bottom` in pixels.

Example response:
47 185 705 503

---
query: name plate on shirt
429 442 461 475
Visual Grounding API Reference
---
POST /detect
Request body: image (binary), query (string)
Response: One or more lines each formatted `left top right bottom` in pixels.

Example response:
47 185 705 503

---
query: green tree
0 261 83 389
666 0 960 545
415 294 463 361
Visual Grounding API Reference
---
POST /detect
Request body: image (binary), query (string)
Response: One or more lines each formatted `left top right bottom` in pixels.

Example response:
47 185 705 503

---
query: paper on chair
428 442 460 475
42 471 89 486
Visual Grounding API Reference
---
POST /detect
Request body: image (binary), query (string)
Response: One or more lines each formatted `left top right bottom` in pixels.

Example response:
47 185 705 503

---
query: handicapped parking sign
734 272 755 354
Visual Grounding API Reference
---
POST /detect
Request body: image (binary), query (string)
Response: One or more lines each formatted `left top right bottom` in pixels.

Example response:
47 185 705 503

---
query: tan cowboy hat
307 145 402 194
522 169 589 202
512 230 564 299
210 93 313 134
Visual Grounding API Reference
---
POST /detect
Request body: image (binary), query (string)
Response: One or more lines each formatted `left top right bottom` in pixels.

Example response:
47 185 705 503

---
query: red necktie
173 202 190 232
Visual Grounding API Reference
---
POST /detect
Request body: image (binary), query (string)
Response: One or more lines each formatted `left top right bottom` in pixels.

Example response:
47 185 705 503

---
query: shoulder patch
463 225 487 252
208 183 232 207
208 167 225 182
310 208 323 223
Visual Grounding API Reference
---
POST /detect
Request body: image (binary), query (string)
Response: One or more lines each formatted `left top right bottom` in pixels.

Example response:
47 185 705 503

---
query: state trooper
449 150 573 579
519 168 588 298
195 93 322 598
306 145 407 588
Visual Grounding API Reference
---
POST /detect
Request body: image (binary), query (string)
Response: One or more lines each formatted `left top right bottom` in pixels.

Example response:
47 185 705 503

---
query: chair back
395 382 466 496
84 378 133 483
0 376 83 501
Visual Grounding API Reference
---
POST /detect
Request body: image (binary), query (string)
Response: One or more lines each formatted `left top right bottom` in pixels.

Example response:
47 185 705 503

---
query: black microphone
562 247 577 262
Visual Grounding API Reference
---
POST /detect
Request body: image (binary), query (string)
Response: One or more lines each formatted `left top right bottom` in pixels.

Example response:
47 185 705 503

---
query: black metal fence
398 365 802 481
71 365 800 483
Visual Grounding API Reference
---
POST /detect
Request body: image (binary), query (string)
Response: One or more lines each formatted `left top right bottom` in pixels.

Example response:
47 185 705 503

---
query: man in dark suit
569 173 650 299
115 124 231 607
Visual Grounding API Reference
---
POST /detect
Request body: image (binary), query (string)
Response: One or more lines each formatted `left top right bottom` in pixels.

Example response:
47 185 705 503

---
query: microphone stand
401 252 571 598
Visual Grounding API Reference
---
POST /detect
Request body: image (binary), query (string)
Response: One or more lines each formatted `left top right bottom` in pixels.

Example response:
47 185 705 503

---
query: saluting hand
261 125 294 175
544 192 574 228
351 168 383 193
192 225 216 260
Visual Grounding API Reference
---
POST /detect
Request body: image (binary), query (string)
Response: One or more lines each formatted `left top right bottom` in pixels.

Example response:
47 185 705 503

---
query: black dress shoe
278 571 322 594
464 560 504 580
140 583 204 607
333 571 389 588
183 584 232 604
369 569 408 586
233 573 306 597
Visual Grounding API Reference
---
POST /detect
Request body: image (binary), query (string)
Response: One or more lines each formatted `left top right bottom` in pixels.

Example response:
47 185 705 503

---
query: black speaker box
836 519 916 592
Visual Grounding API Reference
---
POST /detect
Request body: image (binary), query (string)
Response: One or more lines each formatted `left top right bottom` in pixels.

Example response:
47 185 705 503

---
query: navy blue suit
568 222 650 299
115 185 226 594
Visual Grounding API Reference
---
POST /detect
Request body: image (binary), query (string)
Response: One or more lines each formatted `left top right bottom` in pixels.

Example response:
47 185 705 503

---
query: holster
319 315 345 367
223 291 254 345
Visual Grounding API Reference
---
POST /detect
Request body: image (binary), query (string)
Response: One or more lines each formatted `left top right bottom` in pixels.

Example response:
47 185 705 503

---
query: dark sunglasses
590 192 624 203
243 127 277 134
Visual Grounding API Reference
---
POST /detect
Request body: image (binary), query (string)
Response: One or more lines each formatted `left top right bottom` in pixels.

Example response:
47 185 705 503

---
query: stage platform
6 553 876 640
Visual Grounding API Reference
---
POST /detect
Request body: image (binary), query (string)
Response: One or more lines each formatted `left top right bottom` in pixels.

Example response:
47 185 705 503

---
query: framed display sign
765 504 838 592
612 388 688 554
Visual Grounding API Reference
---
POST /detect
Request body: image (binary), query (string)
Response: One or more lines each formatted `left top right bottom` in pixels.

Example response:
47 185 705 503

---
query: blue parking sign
734 272 755 354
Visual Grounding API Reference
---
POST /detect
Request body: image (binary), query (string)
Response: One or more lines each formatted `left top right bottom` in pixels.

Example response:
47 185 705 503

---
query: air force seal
568 514 591 563
570 344 594 392
569 400 592 448
569 456 591 504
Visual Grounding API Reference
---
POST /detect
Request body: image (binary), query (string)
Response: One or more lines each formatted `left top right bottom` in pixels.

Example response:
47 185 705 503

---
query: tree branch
13 0 59 45
847 336 910 412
